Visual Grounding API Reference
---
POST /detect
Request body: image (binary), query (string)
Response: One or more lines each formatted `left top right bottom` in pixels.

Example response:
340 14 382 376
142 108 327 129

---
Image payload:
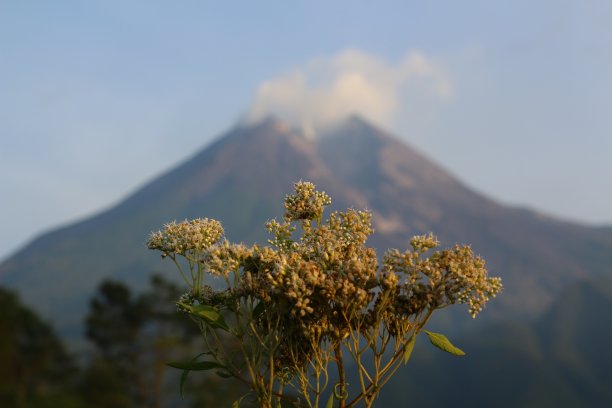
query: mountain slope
1 116 611 339
379 276 612 408
318 117 612 316
0 118 335 333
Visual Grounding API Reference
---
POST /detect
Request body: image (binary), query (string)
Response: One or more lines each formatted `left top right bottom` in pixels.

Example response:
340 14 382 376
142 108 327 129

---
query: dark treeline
0 275 250 408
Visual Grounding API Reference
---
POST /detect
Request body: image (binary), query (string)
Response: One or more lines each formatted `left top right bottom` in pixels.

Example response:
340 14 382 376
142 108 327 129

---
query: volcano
2 116 612 406
3 116 610 328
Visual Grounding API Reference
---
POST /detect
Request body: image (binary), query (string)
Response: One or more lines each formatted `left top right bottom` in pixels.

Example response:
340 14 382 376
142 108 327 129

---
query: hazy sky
2 1 611 261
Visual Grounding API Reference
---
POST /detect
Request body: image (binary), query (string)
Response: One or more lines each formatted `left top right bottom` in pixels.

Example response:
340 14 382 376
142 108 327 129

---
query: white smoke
246 49 453 136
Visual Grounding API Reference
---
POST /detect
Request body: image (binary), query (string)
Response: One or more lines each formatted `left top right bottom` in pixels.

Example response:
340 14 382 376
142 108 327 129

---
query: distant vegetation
147 182 502 407
0 277 250 407
5 276 612 407
0 286 77 407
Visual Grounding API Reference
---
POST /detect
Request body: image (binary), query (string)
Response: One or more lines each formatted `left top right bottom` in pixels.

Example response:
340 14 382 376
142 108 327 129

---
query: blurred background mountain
2 117 611 406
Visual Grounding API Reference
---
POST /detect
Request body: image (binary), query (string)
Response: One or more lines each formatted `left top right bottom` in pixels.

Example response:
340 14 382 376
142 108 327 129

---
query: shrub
148 181 502 407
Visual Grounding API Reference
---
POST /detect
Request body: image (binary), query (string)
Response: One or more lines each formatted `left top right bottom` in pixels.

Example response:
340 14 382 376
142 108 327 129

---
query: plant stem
334 344 346 408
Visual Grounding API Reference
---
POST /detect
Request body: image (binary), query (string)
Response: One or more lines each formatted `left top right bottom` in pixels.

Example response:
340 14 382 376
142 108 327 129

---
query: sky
1 1 611 261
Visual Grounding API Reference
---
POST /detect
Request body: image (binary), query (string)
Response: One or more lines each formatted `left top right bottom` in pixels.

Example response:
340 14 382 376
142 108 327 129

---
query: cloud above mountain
246 49 452 136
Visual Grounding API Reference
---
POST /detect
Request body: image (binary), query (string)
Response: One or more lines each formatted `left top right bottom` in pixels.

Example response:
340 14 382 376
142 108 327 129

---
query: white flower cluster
383 236 503 318
284 181 332 222
147 218 224 257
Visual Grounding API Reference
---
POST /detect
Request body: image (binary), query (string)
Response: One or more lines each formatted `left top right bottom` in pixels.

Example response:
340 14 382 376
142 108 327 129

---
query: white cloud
246 49 452 136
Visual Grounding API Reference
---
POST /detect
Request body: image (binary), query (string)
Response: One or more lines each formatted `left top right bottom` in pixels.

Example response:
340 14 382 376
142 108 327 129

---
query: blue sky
1 1 611 260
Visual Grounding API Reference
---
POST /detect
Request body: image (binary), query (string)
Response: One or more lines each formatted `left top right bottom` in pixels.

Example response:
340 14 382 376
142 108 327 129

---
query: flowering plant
148 181 502 407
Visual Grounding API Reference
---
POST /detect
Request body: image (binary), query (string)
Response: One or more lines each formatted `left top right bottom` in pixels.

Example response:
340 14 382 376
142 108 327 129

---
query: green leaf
403 334 417 364
326 393 335 408
232 395 246 408
424 330 465 356
215 370 234 378
252 301 266 319
182 303 230 331
167 360 226 370
179 369 189 399
172 353 217 399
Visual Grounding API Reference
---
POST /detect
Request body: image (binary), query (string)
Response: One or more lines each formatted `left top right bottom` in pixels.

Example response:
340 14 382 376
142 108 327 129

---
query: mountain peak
239 115 292 133
241 114 384 141
2 115 612 341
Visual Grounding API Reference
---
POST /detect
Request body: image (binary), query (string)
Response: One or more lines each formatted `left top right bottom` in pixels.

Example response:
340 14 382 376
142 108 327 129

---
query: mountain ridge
1 115 611 337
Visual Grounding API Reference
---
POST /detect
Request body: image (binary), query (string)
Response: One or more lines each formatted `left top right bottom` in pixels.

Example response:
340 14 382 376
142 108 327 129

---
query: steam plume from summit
246 49 452 137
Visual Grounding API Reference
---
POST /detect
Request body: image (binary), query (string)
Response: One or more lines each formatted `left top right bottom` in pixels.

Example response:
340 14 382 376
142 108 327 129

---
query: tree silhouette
0 286 78 407
82 274 250 407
